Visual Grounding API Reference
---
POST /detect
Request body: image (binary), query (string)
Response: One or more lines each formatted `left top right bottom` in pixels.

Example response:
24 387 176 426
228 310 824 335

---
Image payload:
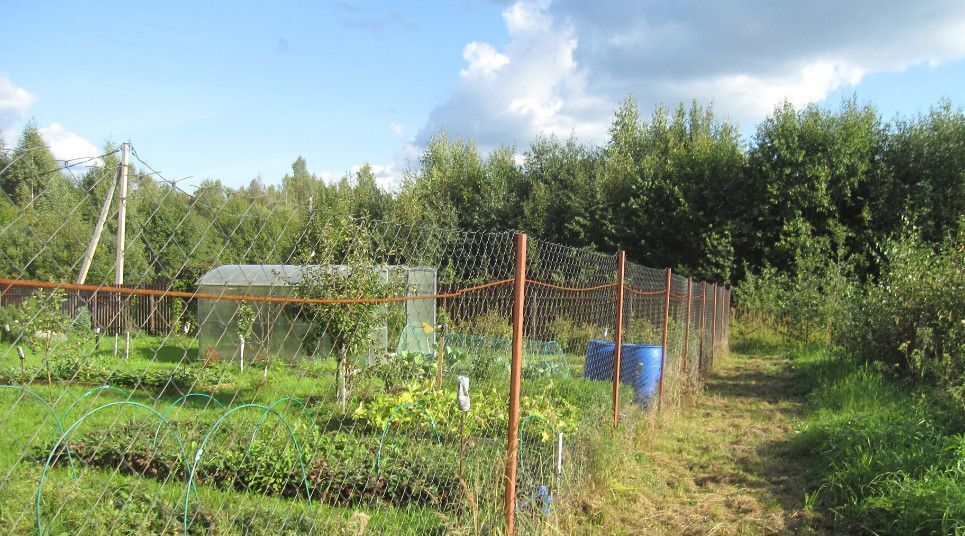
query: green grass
0 331 630 534
792 347 965 535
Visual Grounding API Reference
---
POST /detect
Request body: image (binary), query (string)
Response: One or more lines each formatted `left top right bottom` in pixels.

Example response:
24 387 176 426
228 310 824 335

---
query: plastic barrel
583 340 616 380
583 340 663 406
622 344 663 406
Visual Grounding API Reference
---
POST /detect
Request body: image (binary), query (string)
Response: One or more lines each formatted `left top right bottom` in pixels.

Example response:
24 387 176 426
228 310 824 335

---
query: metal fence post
682 278 693 381
698 281 707 379
612 250 626 427
658 268 672 412
710 283 718 369
505 232 527 536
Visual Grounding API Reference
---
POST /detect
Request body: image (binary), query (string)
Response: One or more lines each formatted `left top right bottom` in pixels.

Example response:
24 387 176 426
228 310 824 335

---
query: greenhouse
196 264 437 365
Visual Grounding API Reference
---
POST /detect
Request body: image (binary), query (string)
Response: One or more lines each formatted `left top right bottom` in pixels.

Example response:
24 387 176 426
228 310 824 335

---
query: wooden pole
682 278 693 381
611 250 626 427
657 268 672 412
505 232 527 536
76 161 118 284
114 143 129 286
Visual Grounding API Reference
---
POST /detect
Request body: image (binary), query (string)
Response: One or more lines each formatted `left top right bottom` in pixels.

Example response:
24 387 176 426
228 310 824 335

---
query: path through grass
576 332 822 535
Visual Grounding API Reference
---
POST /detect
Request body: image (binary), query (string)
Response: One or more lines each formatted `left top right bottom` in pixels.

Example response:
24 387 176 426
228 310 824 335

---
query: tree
288 216 388 411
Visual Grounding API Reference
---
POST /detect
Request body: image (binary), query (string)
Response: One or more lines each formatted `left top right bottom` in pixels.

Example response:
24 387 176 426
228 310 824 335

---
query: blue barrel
583 340 663 406
622 344 663 405
583 340 616 380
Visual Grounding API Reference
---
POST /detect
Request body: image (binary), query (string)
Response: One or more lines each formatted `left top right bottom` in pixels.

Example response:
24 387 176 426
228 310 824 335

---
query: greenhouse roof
197 264 435 287
197 264 322 287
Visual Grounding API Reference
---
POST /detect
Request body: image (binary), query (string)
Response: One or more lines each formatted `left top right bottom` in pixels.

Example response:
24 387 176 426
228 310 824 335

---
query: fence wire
0 146 729 535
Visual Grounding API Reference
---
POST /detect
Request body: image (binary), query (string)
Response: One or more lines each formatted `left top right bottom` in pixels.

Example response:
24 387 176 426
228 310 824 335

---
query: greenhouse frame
196 264 437 365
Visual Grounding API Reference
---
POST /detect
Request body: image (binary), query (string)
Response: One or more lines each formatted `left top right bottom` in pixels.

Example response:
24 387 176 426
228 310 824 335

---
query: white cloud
416 0 965 151
388 121 404 137
460 42 510 77
38 123 102 166
351 163 399 191
416 0 609 152
0 76 36 129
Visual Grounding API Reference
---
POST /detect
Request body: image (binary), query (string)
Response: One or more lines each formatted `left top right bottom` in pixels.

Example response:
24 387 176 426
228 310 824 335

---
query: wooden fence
0 282 182 335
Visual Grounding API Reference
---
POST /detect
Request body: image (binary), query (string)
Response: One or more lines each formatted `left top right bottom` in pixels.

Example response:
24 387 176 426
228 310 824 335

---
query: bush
549 316 600 353
71 306 93 335
834 225 964 401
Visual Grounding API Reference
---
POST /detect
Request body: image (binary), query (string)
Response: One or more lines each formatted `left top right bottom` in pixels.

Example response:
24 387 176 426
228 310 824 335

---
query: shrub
834 224 964 402
71 306 93 335
550 316 600 353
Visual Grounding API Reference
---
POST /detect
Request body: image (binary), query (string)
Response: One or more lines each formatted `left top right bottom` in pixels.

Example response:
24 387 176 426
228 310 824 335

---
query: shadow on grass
730 334 785 356
133 344 197 364
703 340 829 533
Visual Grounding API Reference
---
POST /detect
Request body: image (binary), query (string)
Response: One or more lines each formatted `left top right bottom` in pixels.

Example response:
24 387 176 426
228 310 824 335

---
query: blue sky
2 0 963 189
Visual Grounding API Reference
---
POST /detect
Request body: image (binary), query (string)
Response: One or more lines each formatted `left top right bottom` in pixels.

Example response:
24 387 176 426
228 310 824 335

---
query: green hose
183 404 313 535
152 392 226 449
35 400 194 536
0 384 77 479
245 397 315 455
374 401 442 475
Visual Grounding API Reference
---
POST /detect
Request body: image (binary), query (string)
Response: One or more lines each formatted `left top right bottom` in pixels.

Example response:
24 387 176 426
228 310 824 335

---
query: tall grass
793 347 965 535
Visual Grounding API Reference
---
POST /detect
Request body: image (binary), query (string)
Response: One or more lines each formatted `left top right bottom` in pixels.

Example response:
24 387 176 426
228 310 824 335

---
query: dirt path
599 344 820 535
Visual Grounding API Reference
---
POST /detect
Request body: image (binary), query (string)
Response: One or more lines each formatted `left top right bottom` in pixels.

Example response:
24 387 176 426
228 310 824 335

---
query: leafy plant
288 217 389 411
354 381 578 440
236 301 256 342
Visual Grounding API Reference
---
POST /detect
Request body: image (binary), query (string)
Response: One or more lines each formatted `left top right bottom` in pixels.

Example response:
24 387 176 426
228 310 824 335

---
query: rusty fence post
698 281 707 379
505 232 527 536
657 268 672 412
612 251 626 427
710 283 718 369
682 278 693 383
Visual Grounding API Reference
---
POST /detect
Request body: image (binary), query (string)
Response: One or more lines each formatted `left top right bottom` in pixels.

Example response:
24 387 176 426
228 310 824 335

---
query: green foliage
71 306 92 335
39 419 467 510
549 316 600 353
353 381 578 440
13 289 71 352
834 224 964 401
364 351 436 391
735 217 850 346
624 317 659 344
794 349 965 534
453 310 512 339
236 301 256 341
288 217 388 361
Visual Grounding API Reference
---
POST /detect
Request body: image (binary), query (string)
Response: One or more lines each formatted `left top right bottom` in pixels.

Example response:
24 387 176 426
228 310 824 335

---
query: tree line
0 96 961 289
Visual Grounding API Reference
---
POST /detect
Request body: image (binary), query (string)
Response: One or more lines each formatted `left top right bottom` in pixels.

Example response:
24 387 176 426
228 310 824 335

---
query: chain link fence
0 145 730 535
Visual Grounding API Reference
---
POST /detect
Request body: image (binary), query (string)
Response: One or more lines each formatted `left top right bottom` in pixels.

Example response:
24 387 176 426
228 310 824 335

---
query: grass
792 346 965 535
560 322 964 535
561 324 817 535
0 330 636 534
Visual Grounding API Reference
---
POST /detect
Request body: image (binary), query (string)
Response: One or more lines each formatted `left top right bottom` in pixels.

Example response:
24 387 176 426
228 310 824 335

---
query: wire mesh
0 145 730 535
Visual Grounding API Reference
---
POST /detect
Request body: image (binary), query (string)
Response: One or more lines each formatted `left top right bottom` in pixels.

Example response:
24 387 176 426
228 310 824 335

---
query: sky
1 0 963 190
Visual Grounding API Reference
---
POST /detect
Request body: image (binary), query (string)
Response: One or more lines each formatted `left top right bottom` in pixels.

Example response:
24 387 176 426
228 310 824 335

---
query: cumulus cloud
388 121 404 137
352 163 399 191
0 76 36 129
417 0 965 150
416 0 609 152
38 123 102 166
460 42 510 77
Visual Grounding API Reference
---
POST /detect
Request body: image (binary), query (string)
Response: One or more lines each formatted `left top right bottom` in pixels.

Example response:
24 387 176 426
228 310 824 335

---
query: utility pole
76 155 119 284
114 143 130 286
